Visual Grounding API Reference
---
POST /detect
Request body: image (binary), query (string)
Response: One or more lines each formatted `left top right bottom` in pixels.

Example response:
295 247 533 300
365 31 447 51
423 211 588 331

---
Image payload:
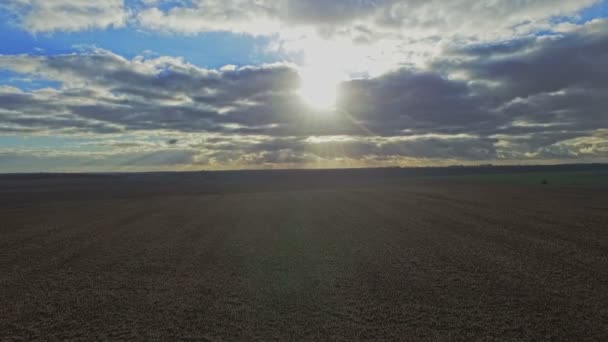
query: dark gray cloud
436 21 608 146
441 22 608 100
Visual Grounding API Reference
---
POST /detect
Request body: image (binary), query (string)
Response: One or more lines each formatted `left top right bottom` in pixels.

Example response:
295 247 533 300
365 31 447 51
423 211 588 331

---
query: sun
298 66 342 110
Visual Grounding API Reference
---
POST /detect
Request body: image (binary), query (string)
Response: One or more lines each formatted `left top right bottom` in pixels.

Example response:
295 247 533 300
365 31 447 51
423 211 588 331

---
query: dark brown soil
1 172 607 341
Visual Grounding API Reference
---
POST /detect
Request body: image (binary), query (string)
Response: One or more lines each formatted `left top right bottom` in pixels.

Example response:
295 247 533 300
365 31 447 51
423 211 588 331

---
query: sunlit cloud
2 0 128 33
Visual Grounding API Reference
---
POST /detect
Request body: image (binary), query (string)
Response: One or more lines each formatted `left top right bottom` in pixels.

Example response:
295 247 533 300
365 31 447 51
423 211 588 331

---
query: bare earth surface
1 172 607 341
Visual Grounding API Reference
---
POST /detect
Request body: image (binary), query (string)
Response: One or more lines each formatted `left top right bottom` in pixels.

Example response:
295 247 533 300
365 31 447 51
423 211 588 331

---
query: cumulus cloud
2 0 128 33
4 0 598 37
0 50 305 134
137 0 282 35
132 0 604 78
136 0 598 38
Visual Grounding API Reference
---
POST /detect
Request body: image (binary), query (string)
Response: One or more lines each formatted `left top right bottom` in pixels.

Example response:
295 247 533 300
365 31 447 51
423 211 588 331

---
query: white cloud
2 1 602 78
3 0 128 33
134 0 600 76
137 2 282 35
136 1 599 36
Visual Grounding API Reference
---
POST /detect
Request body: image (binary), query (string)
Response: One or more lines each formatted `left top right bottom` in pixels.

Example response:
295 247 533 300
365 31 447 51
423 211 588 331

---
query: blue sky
0 23 283 69
580 0 608 20
0 0 607 172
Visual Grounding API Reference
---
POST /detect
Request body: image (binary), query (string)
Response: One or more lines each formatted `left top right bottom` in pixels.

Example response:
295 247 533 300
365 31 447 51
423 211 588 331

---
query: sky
0 0 607 172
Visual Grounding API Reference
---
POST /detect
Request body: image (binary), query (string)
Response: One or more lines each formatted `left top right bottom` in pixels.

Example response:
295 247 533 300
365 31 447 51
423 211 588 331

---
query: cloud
3 1 599 37
0 50 303 134
436 19 608 137
441 20 608 99
136 1 598 38
2 0 128 33
0 149 198 173
136 1 282 35
2 0 602 81
133 0 603 79
339 70 496 136
1 19 608 169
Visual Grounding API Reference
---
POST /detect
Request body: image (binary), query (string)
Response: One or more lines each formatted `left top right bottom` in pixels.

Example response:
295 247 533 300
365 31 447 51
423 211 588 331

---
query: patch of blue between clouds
521 1 608 37
578 0 608 22
549 0 608 26
0 70 62 92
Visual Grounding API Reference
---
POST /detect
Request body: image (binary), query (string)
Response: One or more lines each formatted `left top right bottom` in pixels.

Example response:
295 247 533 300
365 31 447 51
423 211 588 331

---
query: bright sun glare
298 66 342 110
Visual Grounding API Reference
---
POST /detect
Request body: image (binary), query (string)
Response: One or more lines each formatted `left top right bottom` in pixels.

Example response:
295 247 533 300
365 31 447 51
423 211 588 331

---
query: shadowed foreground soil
1 173 607 341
